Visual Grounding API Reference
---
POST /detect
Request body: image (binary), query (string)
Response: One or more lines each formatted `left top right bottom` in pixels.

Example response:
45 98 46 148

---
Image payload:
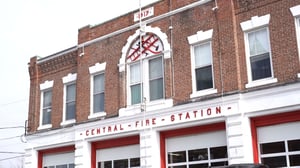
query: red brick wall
27 0 300 133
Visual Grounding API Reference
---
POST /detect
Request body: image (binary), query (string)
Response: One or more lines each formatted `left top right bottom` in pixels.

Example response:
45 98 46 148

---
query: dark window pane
66 101 76 120
211 161 228 167
130 157 140 167
210 146 227 159
98 161 112 168
168 166 187 168
56 165 67 168
189 163 209 168
250 53 271 81
94 93 105 112
261 156 286 167
290 154 300 166
131 84 141 104
42 108 51 125
188 148 208 161
68 163 75 168
168 151 186 164
150 78 163 100
113 159 128 168
260 141 285 154
288 139 300 151
196 65 213 91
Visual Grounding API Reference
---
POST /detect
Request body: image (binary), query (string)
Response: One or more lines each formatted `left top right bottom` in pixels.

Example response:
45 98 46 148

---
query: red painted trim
250 111 300 163
160 122 225 168
91 135 140 168
38 145 75 168
251 119 259 163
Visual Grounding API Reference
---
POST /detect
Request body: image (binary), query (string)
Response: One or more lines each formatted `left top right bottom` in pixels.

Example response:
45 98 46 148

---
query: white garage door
257 121 300 167
166 130 228 168
96 144 140 168
43 152 74 168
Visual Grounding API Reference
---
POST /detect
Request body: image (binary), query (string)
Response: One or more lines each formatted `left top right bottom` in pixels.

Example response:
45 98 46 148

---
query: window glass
149 57 163 101
42 90 52 125
210 146 227 159
130 63 142 105
248 29 270 56
196 66 213 90
113 159 128 168
130 158 140 167
168 146 227 168
260 141 285 154
194 42 213 91
188 148 208 161
289 155 300 166
247 28 272 81
93 74 105 112
66 84 76 120
194 43 212 67
288 139 300 151
168 151 186 164
56 165 67 168
261 156 287 167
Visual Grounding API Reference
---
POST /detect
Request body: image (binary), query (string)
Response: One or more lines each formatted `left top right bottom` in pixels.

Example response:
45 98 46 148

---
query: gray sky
0 0 158 166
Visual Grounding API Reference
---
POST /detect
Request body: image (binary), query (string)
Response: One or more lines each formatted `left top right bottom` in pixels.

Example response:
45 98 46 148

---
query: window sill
37 124 52 130
246 78 278 88
60 119 76 126
119 99 173 117
190 88 218 98
88 112 107 120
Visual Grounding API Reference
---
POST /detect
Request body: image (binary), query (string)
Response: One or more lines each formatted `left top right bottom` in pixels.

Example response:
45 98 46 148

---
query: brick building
25 0 300 167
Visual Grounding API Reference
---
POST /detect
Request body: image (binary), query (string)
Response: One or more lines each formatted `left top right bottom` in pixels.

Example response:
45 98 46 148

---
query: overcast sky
0 0 158 166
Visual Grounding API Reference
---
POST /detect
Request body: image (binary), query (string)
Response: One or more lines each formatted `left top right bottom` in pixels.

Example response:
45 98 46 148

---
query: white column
140 128 160 168
226 114 254 164
24 147 38 168
75 140 91 168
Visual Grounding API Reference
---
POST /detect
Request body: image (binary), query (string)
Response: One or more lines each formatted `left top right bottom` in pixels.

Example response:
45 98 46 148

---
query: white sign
134 7 154 22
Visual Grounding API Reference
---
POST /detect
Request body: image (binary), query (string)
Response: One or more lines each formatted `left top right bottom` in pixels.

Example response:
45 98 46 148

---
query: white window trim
188 29 217 98
120 55 173 117
118 26 173 117
61 73 77 126
290 5 300 78
240 14 278 88
38 80 53 130
88 62 107 119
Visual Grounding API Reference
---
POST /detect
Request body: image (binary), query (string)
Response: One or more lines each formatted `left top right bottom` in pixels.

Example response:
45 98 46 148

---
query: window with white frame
65 84 76 119
290 5 300 78
247 28 272 81
42 90 52 125
89 62 106 119
188 29 217 98
93 73 105 112
126 33 164 106
61 73 77 125
128 55 164 105
240 14 277 88
119 27 173 116
39 80 54 130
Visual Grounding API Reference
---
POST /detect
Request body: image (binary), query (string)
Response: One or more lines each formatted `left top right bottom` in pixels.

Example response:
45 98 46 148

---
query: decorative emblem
127 33 163 62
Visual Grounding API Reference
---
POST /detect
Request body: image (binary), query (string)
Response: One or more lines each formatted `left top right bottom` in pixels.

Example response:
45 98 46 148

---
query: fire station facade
25 0 300 168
